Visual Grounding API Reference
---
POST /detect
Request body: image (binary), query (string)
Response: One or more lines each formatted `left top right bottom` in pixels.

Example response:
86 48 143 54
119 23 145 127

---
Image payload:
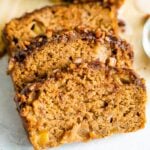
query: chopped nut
53 69 60 73
96 44 109 63
74 58 82 64
108 57 117 67
24 40 30 46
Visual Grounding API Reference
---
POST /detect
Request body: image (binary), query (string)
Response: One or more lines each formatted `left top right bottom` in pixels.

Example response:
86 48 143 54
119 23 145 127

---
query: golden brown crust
65 0 125 8
15 62 146 149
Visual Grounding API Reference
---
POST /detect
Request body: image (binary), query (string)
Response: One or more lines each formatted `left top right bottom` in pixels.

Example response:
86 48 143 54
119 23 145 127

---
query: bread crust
15 62 146 149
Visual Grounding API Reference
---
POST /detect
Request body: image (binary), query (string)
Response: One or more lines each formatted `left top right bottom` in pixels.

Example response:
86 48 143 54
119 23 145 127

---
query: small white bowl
143 18 150 57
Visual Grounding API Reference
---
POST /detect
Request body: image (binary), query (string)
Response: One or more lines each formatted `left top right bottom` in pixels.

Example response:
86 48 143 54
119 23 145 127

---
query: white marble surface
0 0 150 150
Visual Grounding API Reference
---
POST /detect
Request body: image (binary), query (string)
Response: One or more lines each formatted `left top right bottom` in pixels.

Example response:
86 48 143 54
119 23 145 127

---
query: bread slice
8 29 133 91
3 2 118 55
15 62 146 149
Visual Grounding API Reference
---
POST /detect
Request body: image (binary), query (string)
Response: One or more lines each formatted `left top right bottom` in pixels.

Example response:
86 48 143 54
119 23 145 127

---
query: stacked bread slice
8 29 133 91
16 62 145 148
4 2 118 56
3 1 146 150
